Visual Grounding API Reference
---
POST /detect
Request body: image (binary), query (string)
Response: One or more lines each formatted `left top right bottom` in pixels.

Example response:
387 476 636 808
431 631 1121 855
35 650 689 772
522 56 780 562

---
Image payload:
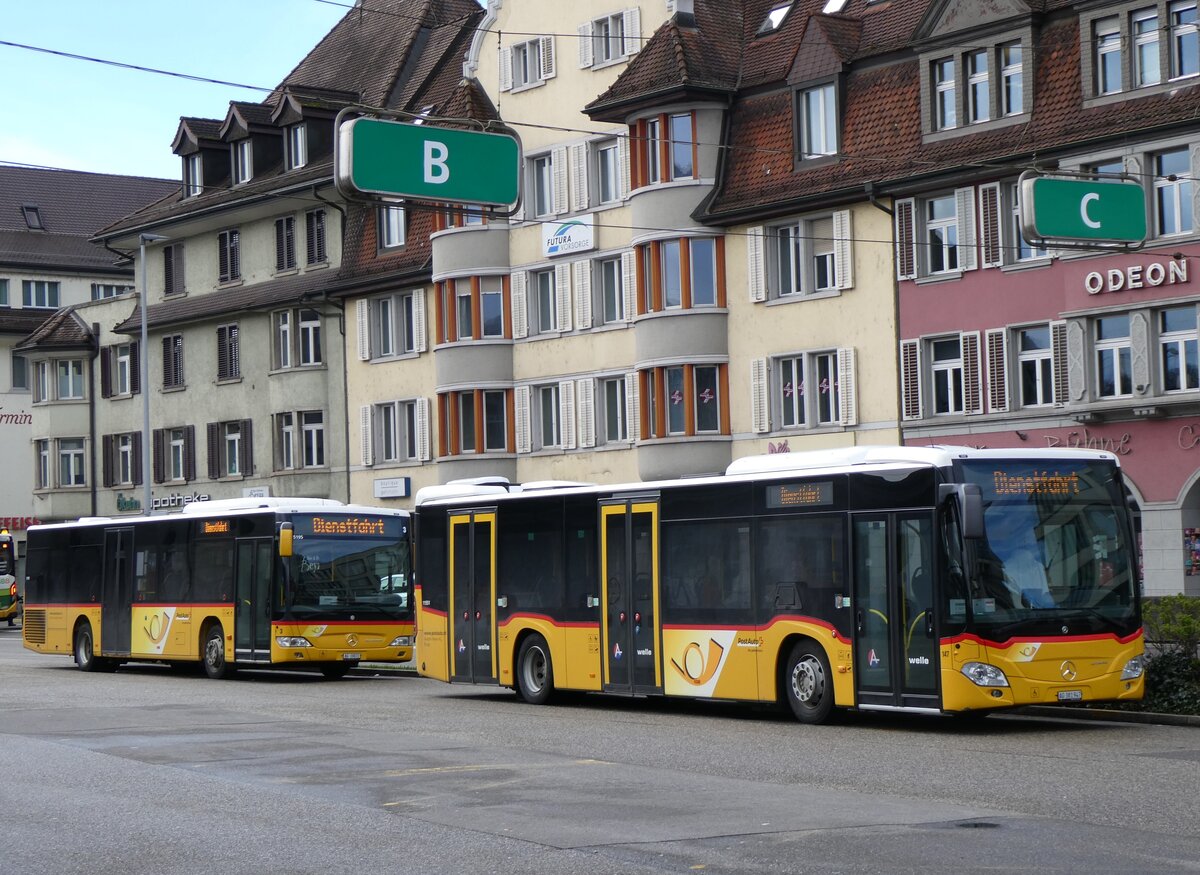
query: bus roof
28 497 409 531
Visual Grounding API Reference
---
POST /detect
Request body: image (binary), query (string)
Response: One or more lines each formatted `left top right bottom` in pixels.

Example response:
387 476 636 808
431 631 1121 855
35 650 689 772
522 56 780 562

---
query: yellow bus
23 498 412 679
0 528 18 626
413 446 1144 722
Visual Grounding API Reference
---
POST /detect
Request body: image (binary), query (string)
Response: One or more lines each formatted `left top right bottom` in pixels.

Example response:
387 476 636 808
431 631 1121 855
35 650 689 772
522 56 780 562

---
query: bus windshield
286 514 411 621
956 460 1138 638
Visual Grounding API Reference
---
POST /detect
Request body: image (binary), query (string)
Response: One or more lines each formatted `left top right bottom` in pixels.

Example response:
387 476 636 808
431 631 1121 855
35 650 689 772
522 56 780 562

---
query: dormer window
934 58 957 129
759 2 793 34
798 83 838 159
286 124 307 170
233 140 253 185
183 154 202 197
923 35 1029 135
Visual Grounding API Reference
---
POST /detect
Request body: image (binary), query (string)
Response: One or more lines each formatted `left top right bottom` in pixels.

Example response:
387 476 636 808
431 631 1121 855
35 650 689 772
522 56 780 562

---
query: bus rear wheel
516 634 554 705
74 623 103 672
203 625 235 680
784 642 834 725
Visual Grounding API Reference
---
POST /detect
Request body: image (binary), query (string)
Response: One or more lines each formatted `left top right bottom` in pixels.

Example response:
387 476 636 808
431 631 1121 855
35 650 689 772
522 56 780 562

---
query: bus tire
515 634 554 705
74 623 100 672
320 663 353 680
202 625 235 680
784 641 834 725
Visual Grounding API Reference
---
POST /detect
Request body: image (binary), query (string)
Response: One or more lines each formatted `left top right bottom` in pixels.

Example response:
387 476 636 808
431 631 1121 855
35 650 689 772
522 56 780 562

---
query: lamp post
138 233 168 516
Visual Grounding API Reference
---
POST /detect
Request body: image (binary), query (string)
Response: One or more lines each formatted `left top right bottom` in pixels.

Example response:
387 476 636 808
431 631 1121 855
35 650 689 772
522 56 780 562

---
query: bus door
234 538 274 662
101 528 134 654
599 499 661 695
851 513 939 711
449 510 497 684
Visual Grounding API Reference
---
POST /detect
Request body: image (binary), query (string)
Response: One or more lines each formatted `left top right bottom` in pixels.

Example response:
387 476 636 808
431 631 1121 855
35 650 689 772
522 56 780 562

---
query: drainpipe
89 323 100 517
866 182 903 447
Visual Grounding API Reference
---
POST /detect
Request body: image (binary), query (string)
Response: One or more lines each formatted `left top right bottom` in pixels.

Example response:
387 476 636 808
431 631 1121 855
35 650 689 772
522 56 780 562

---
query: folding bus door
449 511 497 684
101 527 134 656
234 538 274 663
600 499 661 695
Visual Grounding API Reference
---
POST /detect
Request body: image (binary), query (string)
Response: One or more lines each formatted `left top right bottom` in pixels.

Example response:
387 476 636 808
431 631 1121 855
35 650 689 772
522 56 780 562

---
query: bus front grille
23 609 46 644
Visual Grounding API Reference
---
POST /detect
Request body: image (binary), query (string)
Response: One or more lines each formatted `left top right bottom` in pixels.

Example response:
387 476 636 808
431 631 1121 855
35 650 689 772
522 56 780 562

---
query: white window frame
36 439 51 489
533 269 556 334
115 343 133 396
183 154 202 197
1159 305 1200 392
532 154 555 218
23 280 60 308
934 58 956 130
602 376 627 443
931 337 965 415
1018 326 1055 407
538 384 561 449
1154 148 1193 236
596 139 621 205
1000 41 1024 115
224 422 242 477
598 256 624 323
967 50 990 123
276 412 296 471
274 311 293 369
169 428 186 481
57 359 85 400
380 205 406 248
593 13 625 65
1010 183 1048 261
286 123 308 170
926 195 959 274
233 139 253 185
1095 315 1134 399
480 277 505 339
117 434 134 485
298 308 322 366
799 82 838 159
1134 9 1162 86
1171 0 1200 79
58 438 86 487
1096 16 1123 95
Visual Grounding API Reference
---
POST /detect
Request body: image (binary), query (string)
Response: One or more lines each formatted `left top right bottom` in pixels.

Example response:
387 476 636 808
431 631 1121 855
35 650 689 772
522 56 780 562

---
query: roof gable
788 14 861 84
916 0 1032 43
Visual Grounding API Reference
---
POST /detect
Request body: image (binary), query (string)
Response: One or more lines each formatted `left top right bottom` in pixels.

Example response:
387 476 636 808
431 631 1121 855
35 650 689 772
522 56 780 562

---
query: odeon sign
1084 259 1188 294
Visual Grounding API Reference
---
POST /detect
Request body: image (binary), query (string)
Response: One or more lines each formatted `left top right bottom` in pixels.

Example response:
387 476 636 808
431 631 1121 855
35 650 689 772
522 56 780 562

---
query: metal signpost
336 116 521 209
1019 170 1147 250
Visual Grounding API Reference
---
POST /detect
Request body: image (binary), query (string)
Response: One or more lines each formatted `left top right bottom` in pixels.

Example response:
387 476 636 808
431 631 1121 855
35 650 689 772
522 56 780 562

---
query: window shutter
555 263 573 331
100 347 113 399
130 342 140 395
132 432 143 486
986 328 1009 413
618 130 631 198
206 422 221 479
218 235 229 282
241 419 254 475
747 226 766 302
900 339 922 420
750 357 769 433
184 425 196 482
979 183 1003 268
540 36 556 80
275 219 287 271
217 328 229 380
895 198 916 280
164 247 176 294
360 405 374 466
416 397 431 461
833 210 853 290
1051 320 1069 404
307 210 326 264
152 429 165 484
577 377 596 448
837 347 858 426
499 46 513 91
625 370 640 443
621 251 637 321
955 187 978 271
102 435 114 488
573 260 593 328
569 143 588 212
623 8 642 55
230 230 241 279
560 380 577 449
173 245 185 292
515 385 532 453
578 23 593 68
356 299 371 360
962 331 983 414
1130 310 1151 395
413 291 427 353
511 271 529 338
552 146 568 215
1066 319 1086 402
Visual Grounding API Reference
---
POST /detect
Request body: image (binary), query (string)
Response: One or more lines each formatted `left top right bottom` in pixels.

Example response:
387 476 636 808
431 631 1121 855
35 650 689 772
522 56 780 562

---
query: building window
298 309 322 365
538 384 562 448
437 276 507 343
630 112 696 188
0 278 6 305
275 413 295 471
380 205 405 249
1000 41 1023 115
208 420 246 478
439 389 510 455
306 209 327 264
759 2 793 33
286 123 308 170
22 204 43 230
35 439 50 489
777 351 841 427
507 37 553 90
1096 17 1122 94
926 196 959 274
1155 149 1193 236
532 154 555 217
183 154 202 197
596 139 621 205
371 291 418 358
645 117 662 184
1096 315 1133 398
116 343 134 396
218 229 240 283
591 13 625 64
118 434 135 485
102 432 141 488
271 308 322 368
1134 10 1161 86
641 364 728 439
934 58 956 129
22 280 60 308
637 237 725 313
151 426 194 483
275 216 296 271
770 215 839 296
162 335 184 388
1171 1 1200 79
799 83 838 159
374 400 420 463
932 337 965 414
91 284 131 300
1010 183 1048 261
967 51 990 123
11 353 28 391
603 376 627 442
301 411 325 467
58 438 86 487
599 256 624 323
1018 326 1055 407
670 113 694 179
1160 306 1199 391
217 324 240 381
233 139 252 185
533 269 557 333
33 361 49 403
57 359 85 400
163 244 185 295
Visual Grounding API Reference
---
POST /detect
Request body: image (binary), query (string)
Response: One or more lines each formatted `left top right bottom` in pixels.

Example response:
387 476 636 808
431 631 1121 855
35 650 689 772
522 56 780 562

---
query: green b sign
336 117 521 208
1019 175 1147 246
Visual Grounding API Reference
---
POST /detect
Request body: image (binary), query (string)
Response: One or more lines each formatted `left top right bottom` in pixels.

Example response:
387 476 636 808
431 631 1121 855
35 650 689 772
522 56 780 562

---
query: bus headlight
276 636 312 648
961 662 1010 687
1120 656 1145 680
389 636 412 647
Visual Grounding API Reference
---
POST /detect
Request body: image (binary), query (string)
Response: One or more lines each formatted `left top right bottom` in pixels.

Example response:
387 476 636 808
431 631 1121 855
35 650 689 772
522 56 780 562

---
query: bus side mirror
938 484 984 540
278 523 294 557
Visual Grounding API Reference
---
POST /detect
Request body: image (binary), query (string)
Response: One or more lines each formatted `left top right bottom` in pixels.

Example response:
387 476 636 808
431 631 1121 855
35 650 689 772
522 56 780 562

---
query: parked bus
22 498 412 679
0 528 18 626
413 446 1144 722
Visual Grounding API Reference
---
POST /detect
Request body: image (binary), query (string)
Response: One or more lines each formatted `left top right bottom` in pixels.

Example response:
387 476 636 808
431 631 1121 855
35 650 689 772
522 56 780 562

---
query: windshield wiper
1065 606 1128 634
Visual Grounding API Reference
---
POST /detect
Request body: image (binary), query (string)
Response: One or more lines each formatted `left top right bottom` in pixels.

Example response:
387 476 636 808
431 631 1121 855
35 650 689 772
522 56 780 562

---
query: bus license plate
1057 690 1083 701
342 652 361 661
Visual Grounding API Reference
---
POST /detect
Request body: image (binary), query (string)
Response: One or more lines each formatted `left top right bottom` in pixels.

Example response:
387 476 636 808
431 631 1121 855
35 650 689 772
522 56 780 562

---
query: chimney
671 0 697 26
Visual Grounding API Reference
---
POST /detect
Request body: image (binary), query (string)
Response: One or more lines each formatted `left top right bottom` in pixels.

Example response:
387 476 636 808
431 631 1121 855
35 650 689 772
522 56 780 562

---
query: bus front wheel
203 625 235 680
516 634 554 705
784 642 834 725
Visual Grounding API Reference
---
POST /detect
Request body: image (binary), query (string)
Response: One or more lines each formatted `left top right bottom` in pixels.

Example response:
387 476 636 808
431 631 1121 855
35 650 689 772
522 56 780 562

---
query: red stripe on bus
942 629 1143 649
421 606 447 619
497 613 597 629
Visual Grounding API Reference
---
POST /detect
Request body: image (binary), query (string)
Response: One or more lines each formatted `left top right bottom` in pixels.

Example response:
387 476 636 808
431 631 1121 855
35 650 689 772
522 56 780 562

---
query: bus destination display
296 515 404 538
766 481 833 509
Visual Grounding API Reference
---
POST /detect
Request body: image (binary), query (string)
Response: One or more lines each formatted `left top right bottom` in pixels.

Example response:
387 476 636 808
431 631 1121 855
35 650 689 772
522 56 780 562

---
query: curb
1016 705 1200 727
350 661 419 677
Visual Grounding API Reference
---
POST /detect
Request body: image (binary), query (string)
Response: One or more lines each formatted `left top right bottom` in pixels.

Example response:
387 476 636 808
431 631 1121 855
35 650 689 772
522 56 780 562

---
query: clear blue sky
0 1 357 180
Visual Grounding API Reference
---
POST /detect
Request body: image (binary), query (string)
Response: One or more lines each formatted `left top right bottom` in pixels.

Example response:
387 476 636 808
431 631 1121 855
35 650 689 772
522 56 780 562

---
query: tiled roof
0 306 54 337
0 167 177 237
13 306 93 351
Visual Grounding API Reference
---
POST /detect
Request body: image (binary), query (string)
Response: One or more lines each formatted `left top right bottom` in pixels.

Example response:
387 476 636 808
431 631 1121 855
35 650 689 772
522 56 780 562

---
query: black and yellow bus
23 498 412 679
0 528 18 626
413 446 1144 722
